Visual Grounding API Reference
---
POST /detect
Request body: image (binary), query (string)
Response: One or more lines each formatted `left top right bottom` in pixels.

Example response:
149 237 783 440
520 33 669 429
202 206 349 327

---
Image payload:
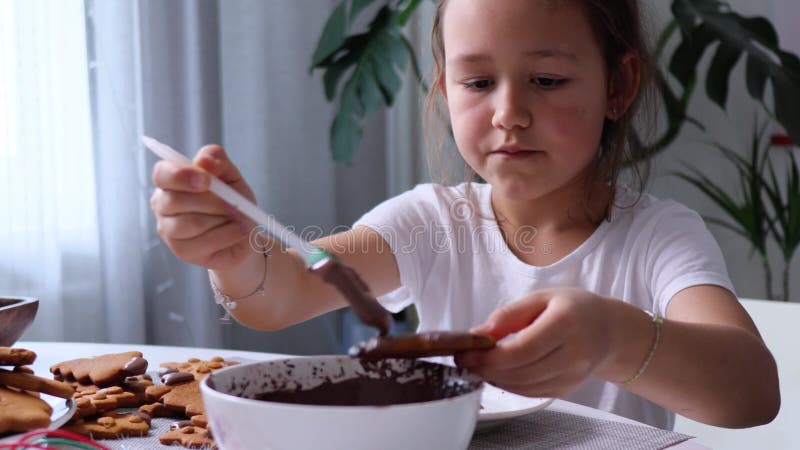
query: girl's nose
491 84 532 130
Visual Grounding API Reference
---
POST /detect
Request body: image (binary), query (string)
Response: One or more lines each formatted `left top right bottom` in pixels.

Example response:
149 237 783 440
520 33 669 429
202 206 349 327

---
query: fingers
193 145 244 185
156 213 233 240
468 344 570 388
457 292 560 370
150 188 234 217
471 291 550 340
166 220 252 266
455 316 562 371
152 145 244 192
152 160 210 193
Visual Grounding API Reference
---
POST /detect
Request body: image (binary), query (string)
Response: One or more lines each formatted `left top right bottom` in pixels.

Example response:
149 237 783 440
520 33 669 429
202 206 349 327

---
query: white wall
674 299 800 449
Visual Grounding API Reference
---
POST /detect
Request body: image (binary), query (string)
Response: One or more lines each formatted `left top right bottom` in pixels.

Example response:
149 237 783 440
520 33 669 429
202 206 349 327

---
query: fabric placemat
469 409 692 450
62 409 692 450
98 414 211 449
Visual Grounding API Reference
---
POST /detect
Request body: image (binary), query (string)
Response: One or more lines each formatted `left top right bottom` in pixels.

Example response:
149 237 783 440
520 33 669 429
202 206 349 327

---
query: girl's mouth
491 148 542 158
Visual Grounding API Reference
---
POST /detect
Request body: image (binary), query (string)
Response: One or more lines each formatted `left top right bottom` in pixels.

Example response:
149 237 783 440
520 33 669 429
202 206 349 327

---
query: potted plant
675 119 800 301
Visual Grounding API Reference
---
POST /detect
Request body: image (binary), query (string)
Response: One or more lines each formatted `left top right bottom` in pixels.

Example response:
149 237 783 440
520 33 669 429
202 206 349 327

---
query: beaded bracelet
621 314 663 386
209 252 269 323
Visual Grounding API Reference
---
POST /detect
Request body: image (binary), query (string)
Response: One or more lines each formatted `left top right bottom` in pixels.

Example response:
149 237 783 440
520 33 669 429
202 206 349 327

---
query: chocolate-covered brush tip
310 255 391 335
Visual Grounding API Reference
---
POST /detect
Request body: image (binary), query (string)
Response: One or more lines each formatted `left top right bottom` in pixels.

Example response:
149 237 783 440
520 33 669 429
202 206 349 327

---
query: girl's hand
455 288 619 398
150 144 257 270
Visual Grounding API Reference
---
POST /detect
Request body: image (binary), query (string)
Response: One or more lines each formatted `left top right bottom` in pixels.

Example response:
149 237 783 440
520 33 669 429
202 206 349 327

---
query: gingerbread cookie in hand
0 346 37 367
0 386 53 434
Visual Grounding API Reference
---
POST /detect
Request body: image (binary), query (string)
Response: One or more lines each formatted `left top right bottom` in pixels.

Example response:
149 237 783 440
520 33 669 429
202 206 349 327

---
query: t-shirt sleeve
645 202 736 317
352 184 436 313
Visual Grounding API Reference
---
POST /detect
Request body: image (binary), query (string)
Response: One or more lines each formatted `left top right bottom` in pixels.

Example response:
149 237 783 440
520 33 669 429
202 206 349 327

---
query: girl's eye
463 79 493 90
533 77 565 89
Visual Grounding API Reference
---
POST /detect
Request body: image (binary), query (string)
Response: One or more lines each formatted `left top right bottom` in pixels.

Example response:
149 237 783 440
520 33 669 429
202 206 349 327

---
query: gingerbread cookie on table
71 385 147 420
145 377 205 417
140 401 182 418
159 356 237 380
160 424 217 449
50 351 148 386
64 411 151 439
0 386 53 434
0 346 37 366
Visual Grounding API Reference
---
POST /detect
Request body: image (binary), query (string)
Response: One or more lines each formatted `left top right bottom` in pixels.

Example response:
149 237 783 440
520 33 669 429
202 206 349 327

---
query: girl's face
441 0 611 201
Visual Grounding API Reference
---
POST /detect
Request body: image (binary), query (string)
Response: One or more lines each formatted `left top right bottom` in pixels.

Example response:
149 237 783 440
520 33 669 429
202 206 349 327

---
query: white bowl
201 355 483 450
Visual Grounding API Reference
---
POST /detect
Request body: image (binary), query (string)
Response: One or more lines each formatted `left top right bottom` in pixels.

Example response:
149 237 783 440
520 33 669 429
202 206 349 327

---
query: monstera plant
310 0 800 165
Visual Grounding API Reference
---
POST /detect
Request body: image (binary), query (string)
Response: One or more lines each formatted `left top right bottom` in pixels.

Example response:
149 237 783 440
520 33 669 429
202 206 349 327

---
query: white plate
46 394 76 429
476 384 553 433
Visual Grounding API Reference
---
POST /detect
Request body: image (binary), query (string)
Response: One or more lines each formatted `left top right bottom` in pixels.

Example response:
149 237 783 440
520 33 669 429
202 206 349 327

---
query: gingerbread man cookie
159 356 237 380
50 351 148 386
160 425 217 449
72 385 144 420
145 378 204 417
65 411 151 439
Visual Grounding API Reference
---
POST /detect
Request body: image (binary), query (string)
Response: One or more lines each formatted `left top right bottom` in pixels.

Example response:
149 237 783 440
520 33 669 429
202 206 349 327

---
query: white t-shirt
353 182 735 430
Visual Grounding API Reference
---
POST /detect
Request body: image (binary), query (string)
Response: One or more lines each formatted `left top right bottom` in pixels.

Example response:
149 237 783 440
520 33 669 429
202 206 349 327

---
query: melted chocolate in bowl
210 357 482 407
255 376 454 406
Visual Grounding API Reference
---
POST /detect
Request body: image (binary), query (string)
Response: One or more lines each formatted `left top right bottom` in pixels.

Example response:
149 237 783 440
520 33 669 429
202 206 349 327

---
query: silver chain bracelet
209 252 269 323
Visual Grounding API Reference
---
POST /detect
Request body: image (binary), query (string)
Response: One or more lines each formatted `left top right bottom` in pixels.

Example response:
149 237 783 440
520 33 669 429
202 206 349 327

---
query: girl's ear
606 52 640 120
438 71 448 101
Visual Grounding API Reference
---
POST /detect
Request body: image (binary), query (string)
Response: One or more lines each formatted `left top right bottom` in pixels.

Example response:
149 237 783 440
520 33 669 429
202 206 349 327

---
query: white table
18 341 706 449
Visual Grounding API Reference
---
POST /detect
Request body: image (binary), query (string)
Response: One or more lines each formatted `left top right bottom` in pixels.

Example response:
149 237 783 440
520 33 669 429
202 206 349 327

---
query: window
0 0 96 289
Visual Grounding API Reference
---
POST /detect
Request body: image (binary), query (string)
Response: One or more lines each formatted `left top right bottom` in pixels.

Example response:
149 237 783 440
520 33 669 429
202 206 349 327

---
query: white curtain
2 0 421 351
0 0 112 341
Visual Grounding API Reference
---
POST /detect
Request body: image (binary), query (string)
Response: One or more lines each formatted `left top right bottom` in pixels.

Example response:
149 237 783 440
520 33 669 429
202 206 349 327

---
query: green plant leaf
762 149 800 262
673 151 769 256
331 111 361 165
310 0 349 70
706 42 742 110
313 5 414 164
668 23 717 87
370 51 401 104
397 0 422 26
745 54 769 100
739 16 779 48
671 0 699 36
323 56 352 101
358 65 384 115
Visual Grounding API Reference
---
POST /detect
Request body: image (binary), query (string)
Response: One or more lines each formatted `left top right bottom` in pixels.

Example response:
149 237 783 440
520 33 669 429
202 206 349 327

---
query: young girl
150 0 779 430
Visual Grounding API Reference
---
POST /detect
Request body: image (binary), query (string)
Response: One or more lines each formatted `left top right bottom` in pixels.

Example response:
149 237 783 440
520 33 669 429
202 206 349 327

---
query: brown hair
424 0 655 220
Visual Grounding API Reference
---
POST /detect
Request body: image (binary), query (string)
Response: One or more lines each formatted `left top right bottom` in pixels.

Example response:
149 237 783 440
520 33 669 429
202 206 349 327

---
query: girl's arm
211 225 401 331
455 286 780 429
598 285 780 428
